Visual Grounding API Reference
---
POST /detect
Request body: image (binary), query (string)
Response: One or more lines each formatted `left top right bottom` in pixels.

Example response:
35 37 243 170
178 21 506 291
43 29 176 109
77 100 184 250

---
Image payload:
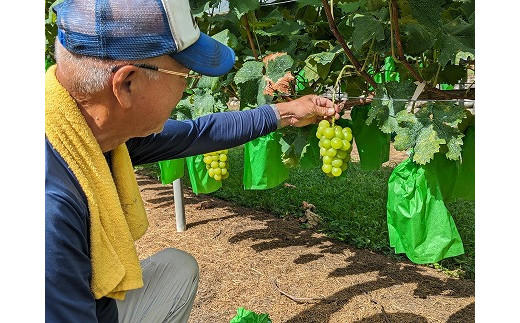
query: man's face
131 56 189 136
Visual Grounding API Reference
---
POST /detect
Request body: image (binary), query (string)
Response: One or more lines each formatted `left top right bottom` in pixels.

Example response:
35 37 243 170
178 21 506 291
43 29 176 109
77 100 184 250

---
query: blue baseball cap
53 0 235 76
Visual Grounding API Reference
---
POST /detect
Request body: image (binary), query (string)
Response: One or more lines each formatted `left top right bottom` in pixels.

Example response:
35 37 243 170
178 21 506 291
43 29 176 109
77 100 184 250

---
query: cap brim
170 32 235 77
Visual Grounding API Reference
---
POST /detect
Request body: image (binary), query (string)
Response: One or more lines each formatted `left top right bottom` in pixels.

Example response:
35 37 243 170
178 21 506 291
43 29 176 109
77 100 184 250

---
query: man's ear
112 65 139 109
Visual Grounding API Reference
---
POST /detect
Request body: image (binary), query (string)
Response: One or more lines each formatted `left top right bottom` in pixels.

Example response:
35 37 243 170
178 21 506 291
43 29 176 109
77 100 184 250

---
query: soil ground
134 143 475 323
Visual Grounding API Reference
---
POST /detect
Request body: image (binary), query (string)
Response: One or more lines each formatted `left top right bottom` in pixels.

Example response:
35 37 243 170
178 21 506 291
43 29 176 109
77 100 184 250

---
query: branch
390 0 454 100
320 0 378 88
242 15 259 61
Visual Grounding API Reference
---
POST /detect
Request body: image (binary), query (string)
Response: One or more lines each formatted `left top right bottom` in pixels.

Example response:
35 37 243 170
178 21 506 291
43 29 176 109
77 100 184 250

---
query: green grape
321 138 331 149
331 158 343 168
219 154 227 162
336 150 348 159
319 120 330 128
212 155 219 161
221 168 228 175
322 155 332 164
203 156 212 164
323 127 335 139
326 148 337 157
208 168 215 177
213 168 222 175
331 137 343 149
222 172 229 179
320 147 327 156
210 161 219 168
213 174 222 181
322 164 332 173
341 140 351 151
315 122 353 178
219 161 226 168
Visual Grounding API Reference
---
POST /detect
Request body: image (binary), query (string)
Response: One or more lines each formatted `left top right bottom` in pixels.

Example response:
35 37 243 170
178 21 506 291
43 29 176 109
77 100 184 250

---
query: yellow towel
45 65 149 300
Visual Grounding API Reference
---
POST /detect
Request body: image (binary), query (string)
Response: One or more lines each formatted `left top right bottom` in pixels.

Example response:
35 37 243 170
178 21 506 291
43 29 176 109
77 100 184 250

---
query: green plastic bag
229 307 271 323
186 154 222 194
387 158 465 264
351 104 390 170
374 56 400 83
157 158 185 185
451 125 475 201
243 131 289 190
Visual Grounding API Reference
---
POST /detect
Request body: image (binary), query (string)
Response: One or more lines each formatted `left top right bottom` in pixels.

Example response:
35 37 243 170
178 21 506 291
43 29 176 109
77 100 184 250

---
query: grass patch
137 146 475 279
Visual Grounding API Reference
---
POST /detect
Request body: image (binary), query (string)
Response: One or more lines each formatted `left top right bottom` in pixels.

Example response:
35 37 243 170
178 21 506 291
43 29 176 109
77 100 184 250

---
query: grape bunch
203 150 229 181
316 120 353 177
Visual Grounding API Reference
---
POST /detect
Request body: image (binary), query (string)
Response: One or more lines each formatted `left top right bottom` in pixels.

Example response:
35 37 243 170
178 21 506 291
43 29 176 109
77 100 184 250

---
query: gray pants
116 248 199 323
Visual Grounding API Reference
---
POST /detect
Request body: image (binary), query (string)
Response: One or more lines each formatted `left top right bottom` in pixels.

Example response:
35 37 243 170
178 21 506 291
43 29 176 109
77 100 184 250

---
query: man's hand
275 95 341 128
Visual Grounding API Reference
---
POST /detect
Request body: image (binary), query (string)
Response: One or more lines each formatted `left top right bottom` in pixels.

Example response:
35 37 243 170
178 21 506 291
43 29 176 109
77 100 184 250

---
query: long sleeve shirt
45 105 278 322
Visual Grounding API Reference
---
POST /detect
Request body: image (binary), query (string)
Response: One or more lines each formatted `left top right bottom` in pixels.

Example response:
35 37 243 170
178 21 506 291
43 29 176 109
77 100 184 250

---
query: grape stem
332 64 355 125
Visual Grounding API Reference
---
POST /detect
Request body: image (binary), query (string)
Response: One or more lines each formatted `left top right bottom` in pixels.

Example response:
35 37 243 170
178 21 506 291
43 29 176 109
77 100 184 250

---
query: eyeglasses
111 63 201 79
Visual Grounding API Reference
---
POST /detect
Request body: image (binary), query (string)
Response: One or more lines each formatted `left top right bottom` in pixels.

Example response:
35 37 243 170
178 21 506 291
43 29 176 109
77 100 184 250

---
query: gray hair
54 39 158 94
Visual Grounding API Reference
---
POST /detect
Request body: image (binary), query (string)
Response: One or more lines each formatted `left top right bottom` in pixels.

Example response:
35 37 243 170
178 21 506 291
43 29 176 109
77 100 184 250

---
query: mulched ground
134 143 475 322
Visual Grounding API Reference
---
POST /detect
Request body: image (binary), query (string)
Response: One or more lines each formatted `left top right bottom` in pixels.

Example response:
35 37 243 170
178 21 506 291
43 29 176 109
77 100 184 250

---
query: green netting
157 158 185 185
186 154 222 194
351 104 390 170
243 131 289 190
387 157 465 264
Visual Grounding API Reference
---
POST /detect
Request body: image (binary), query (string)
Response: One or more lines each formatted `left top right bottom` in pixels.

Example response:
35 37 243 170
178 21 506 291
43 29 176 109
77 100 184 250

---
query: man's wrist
269 104 282 129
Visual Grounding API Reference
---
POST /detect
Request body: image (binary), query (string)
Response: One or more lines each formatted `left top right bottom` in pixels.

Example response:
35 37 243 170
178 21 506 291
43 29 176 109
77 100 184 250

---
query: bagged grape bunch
203 149 229 181
316 120 353 177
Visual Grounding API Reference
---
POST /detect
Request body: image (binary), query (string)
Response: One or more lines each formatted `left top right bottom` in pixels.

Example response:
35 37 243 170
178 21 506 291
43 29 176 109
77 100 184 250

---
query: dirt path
134 169 475 323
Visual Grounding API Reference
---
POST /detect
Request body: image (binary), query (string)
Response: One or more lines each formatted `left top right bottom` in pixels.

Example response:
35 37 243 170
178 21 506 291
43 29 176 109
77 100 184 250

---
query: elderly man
45 0 339 322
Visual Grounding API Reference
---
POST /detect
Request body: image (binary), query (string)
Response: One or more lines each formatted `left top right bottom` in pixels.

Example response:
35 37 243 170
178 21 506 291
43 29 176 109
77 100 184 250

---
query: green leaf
234 61 264 84
296 0 322 7
437 17 475 66
265 54 294 83
302 52 337 82
229 0 260 18
446 134 464 160
237 79 262 109
352 15 385 50
259 20 304 36
192 91 216 118
385 80 417 113
196 76 219 90
431 102 467 126
401 23 435 55
412 125 445 165
338 0 366 14
408 0 445 30
211 29 239 49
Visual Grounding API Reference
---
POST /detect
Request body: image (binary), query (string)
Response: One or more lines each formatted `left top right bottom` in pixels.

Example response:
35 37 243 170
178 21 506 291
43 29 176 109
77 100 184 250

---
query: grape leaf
229 0 260 18
303 52 337 82
338 0 366 14
265 54 294 83
234 61 264 84
408 0 445 30
352 15 385 50
296 0 322 7
412 125 445 165
446 134 464 160
401 22 435 55
431 102 467 126
192 91 216 118
437 17 475 66
196 76 219 90
211 29 239 49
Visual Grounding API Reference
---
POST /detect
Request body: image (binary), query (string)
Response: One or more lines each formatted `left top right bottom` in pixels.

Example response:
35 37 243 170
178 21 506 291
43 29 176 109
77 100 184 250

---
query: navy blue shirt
45 106 278 322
